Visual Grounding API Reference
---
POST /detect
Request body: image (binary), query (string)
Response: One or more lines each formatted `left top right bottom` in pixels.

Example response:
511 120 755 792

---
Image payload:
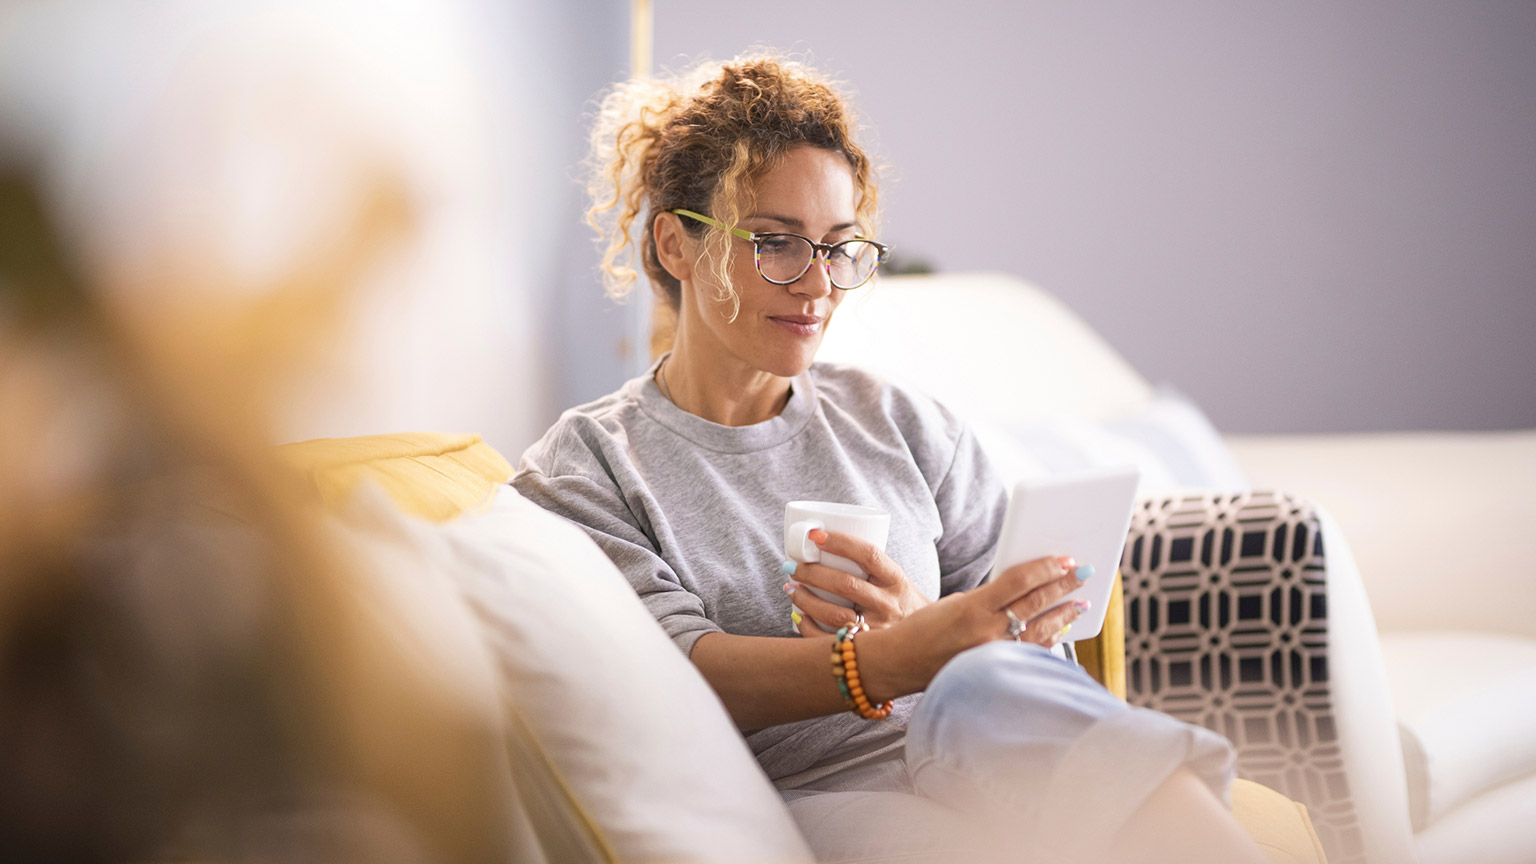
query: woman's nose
791 253 834 298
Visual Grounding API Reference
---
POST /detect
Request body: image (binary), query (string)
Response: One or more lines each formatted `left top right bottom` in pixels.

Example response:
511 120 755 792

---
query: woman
514 55 1263 863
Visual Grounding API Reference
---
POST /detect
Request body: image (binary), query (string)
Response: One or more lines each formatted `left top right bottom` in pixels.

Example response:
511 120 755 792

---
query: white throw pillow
812 272 1244 497
973 388 1250 496
816 272 1157 425
435 485 813 863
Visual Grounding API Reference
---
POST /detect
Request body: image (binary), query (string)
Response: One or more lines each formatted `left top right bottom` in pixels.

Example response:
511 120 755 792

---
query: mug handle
788 519 823 565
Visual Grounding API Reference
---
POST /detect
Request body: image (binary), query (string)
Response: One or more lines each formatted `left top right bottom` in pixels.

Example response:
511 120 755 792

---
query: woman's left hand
789 529 931 634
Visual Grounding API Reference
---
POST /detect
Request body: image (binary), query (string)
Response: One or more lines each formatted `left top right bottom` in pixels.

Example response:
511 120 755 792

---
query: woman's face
679 145 860 379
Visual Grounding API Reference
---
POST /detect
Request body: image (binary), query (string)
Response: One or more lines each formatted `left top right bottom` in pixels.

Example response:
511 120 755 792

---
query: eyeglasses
670 208 890 290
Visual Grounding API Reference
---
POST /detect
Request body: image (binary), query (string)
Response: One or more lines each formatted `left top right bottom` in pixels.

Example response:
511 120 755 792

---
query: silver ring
1004 608 1027 641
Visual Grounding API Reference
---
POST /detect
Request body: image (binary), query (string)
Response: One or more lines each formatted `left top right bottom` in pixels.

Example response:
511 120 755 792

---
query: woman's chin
762 339 823 378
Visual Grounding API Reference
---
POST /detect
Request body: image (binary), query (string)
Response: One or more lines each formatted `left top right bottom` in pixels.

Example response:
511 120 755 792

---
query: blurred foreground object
0 0 557 453
0 110 516 864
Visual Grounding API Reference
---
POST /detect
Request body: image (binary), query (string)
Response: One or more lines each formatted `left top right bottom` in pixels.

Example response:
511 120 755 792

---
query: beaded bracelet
832 622 894 720
830 623 859 710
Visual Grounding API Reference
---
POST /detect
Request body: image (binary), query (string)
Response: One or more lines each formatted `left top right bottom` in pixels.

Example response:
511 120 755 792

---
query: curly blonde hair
586 54 880 319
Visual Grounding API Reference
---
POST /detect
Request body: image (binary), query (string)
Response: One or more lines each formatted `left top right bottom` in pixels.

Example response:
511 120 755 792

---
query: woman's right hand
855 555 1092 703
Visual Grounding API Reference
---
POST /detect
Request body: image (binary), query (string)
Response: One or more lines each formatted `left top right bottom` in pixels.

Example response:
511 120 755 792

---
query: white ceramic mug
784 501 891 632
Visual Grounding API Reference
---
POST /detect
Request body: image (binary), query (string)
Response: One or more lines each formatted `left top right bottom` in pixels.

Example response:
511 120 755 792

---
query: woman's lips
770 315 822 337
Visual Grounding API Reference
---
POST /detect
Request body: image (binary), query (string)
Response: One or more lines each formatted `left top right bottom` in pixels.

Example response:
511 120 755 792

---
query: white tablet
985 466 1141 643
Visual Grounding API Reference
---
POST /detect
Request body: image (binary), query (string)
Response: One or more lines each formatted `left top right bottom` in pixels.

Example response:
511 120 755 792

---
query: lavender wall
653 1 1536 433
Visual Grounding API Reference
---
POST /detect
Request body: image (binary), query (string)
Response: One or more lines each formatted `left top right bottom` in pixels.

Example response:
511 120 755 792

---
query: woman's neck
659 341 792 427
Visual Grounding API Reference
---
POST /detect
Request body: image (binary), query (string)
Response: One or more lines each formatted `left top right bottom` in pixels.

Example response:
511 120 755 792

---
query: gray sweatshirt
511 359 1008 789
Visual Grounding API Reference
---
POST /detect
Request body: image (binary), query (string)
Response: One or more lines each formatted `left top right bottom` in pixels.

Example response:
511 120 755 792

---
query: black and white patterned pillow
1122 490 1364 864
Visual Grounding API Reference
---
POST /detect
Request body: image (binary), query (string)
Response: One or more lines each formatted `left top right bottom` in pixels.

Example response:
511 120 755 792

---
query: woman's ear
653 211 692 283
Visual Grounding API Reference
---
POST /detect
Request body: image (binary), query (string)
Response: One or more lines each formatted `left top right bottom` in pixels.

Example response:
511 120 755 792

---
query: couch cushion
326 484 547 863
1411 771 1536 864
1380 632 1536 832
437 485 813 862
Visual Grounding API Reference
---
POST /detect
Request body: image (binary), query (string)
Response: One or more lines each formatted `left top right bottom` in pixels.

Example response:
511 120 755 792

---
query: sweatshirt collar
633 354 818 453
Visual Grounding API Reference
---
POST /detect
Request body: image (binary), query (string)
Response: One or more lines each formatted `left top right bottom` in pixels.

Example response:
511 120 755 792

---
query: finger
995 599 1081 645
1009 570 1089 623
1008 598 1089 647
793 605 822 638
788 584 863 630
974 555 1075 611
811 530 901 588
793 561 886 611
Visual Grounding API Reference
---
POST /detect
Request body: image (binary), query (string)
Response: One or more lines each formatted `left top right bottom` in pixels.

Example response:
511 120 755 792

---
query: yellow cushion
1232 778 1329 864
278 432 512 522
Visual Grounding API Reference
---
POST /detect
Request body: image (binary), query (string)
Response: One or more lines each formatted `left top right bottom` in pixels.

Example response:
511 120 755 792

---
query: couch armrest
1122 491 1413 864
1225 431 1536 639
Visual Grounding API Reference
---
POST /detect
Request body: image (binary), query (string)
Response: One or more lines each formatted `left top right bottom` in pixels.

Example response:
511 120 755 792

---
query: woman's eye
760 237 797 254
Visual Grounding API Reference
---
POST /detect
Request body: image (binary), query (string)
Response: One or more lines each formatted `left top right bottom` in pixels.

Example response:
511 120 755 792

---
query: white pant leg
905 641 1236 862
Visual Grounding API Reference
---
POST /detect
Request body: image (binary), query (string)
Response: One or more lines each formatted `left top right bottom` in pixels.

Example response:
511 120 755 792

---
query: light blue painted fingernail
1075 564 1095 582
781 560 797 576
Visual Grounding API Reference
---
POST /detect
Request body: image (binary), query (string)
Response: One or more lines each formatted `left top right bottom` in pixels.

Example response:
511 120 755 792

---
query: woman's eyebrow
749 213 858 233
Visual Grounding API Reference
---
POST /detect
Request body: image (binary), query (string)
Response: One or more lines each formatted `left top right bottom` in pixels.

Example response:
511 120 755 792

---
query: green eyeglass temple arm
671 208 755 241
669 208 889 253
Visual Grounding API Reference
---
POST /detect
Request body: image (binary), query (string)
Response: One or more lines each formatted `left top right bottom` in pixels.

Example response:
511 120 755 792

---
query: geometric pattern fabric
1121 491 1362 863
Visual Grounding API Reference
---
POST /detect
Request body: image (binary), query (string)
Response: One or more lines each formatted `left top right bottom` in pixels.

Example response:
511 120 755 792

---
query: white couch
1229 433 1536 864
286 431 1328 864
817 271 1536 864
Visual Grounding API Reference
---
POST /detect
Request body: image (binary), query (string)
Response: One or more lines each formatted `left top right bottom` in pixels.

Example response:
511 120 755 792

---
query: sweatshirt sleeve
932 417 1010 597
510 422 724 656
